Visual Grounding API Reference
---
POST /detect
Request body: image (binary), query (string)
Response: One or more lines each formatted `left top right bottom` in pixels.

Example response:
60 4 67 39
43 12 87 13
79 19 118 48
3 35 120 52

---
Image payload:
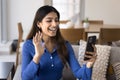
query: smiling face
37 12 59 38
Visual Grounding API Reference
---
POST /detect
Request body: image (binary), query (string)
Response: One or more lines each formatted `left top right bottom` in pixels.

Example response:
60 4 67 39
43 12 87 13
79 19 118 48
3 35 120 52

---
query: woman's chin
49 33 57 37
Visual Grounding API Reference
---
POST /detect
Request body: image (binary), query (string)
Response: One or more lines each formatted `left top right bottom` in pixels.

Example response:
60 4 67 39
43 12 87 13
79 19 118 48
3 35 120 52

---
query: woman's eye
55 19 59 22
46 19 59 23
46 20 52 22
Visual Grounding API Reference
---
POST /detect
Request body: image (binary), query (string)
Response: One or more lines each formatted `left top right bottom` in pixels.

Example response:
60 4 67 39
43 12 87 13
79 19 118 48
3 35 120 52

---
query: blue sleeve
66 42 92 80
21 40 39 80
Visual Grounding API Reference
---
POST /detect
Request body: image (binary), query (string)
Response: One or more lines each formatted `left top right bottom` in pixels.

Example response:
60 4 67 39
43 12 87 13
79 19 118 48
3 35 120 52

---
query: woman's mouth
48 27 57 31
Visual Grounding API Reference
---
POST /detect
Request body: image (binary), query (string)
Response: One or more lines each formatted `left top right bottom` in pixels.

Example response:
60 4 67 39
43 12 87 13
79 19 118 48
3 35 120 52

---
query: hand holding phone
84 36 96 61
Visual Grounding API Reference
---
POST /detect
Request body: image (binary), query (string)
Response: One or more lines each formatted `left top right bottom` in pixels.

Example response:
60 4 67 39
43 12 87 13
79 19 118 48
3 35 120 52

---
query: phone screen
84 36 96 61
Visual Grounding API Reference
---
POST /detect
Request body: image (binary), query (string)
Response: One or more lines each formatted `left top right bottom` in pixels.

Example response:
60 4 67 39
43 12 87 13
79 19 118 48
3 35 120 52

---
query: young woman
22 5 97 80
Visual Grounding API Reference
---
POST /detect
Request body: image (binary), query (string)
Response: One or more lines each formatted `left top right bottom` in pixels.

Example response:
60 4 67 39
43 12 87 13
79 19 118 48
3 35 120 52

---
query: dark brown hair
26 5 68 66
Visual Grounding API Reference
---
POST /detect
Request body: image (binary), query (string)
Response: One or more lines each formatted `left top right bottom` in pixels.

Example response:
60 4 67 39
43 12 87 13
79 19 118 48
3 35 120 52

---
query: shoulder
65 41 71 47
23 39 34 48
65 41 73 50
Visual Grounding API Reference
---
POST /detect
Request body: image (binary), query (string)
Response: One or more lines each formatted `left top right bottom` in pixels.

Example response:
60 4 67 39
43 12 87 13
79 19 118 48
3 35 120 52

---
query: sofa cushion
92 45 111 80
107 46 120 80
112 40 120 47
78 40 87 66
110 47 120 64
13 64 22 80
112 62 120 80
72 45 79 59
78 40 111 80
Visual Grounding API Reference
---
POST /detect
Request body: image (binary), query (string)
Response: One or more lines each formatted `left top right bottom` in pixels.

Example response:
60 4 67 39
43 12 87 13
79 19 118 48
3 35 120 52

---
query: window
0 0 7 43
0 0 2 42
52 0 80 20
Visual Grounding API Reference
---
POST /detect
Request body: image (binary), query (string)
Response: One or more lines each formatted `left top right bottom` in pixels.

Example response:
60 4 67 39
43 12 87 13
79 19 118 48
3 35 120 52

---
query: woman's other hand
86 45 97 68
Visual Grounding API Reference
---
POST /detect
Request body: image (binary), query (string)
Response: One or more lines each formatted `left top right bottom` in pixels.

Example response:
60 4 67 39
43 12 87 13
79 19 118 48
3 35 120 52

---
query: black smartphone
84 36 96 61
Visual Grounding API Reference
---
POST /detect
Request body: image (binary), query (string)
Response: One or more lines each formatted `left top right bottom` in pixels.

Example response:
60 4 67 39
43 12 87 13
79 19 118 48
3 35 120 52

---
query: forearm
33 54 41 64
33 45 44 64
22 61 39 80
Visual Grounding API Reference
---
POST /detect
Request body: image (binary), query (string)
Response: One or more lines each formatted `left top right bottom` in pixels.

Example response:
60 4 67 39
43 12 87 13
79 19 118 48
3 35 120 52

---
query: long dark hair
26 5 68 66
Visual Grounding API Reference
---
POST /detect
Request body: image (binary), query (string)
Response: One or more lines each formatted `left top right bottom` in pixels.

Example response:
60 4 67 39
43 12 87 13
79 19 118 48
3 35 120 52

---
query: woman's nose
52 21 58 27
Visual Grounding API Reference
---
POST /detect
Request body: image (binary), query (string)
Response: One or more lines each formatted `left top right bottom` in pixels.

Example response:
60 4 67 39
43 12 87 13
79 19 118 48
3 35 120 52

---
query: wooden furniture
15 22 23 70
84 24 120 33
60 28 85 44
98 28 120 45
0 62 14 80
82 20 103 24
83 24 120 40
60 20 70 24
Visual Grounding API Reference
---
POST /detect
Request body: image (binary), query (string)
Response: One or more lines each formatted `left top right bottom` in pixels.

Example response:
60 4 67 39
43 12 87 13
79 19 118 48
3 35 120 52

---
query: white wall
6 0 120 41
7 0 44 40
0 0 1 42
85 0 120 25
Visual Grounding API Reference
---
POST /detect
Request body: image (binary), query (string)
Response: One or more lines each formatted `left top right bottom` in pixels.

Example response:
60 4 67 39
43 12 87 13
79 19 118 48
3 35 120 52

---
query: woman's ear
37 21 42 28
37 21 42 32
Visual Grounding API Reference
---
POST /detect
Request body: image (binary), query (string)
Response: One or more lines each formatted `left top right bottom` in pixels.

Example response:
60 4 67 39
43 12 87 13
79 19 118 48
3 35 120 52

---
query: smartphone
84 36 96 61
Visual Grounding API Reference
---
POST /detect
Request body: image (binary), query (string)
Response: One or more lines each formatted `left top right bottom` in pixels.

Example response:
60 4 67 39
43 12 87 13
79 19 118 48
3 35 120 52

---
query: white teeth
49 27 56 31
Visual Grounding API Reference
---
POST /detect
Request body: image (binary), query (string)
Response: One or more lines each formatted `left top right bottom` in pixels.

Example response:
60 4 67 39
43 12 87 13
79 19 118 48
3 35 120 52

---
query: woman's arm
22 32 44 80
21 40 39 80
66 42 92 80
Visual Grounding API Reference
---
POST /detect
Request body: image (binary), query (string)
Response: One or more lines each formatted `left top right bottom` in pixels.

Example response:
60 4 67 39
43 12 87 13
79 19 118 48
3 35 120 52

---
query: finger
92 44 97 53
85 52 96 56
39 31 43 41
85 53 97 58
36 31 43 42
33 36 35 42
88 56 97 62
33 36 37 44
36 32 40 41
84 54 92 59
85 53 97 62
37 31 41 41
92 54 97 59
36 32 42 42
34 32 38 41
94 54 97 57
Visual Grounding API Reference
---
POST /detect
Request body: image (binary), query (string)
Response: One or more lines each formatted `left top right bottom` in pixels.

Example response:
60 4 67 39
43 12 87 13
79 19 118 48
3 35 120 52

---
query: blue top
22 39 92 80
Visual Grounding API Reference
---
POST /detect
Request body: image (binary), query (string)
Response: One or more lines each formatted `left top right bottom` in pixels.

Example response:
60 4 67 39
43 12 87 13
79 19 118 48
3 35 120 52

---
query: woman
22 5 97 80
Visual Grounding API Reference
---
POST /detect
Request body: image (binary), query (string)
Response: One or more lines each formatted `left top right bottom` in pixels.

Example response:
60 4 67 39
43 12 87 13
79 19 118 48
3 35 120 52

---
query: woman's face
37 12 59 37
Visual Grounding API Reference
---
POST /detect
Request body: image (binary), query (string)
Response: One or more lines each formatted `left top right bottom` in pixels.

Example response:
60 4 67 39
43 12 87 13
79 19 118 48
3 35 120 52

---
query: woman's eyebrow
45 17 58 20
45 17 52 19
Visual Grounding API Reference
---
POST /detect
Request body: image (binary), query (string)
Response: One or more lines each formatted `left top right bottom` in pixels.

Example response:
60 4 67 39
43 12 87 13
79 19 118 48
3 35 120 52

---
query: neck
42 36 56 53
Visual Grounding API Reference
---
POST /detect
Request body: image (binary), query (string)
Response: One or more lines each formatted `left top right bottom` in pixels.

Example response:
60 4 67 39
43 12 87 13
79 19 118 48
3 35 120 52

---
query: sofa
63 44 120 80
13 43 120 80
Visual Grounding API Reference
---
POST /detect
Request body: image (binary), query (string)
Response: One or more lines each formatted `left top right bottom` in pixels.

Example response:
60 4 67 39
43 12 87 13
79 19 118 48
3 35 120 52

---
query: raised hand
33 31 45 63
